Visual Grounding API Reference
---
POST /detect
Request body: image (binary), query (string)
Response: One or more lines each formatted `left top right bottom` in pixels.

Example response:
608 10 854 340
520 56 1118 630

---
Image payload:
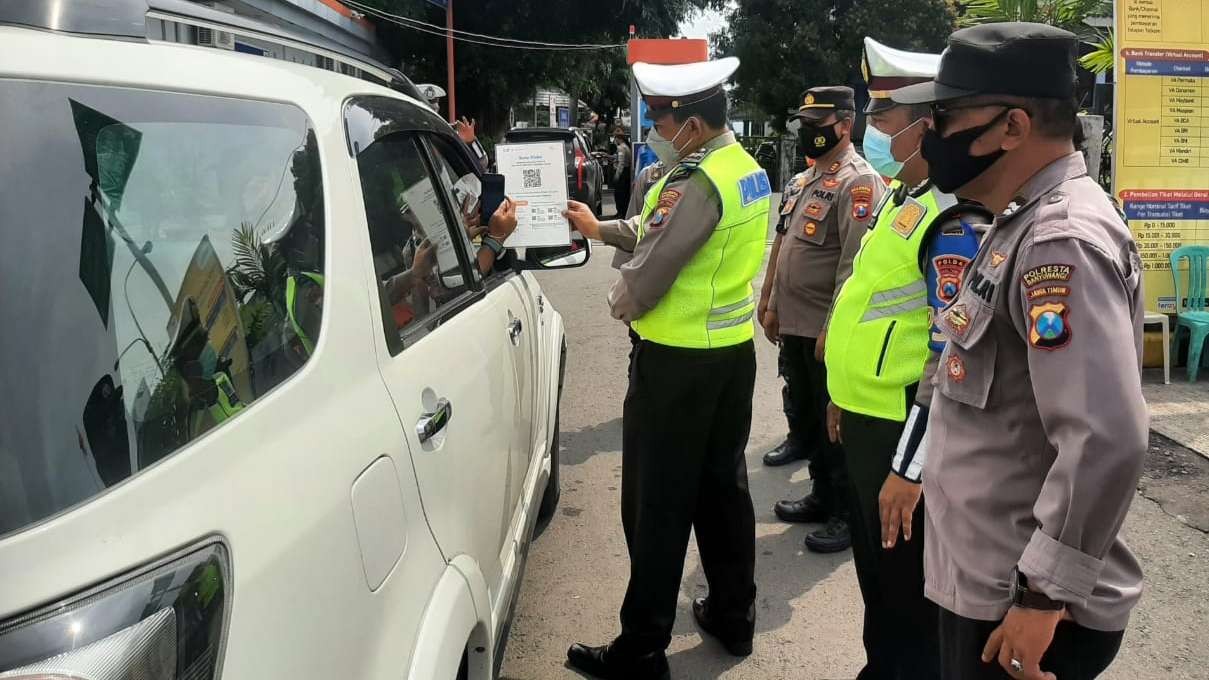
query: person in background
561 56 769 680
762 86 884 554
613 127 634 218
891 22 1147 680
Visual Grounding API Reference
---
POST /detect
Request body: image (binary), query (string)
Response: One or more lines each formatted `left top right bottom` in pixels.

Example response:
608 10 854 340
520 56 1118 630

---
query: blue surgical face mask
863 118 922 179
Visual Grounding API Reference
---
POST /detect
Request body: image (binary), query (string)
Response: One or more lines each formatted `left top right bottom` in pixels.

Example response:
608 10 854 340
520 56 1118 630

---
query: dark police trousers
939 608 1124 679
781 335 848 519
842 403 939 680
618 339 758 653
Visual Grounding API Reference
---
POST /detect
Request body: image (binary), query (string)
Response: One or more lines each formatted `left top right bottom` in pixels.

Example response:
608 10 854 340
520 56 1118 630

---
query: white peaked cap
632 57 740 98
862 37 941 83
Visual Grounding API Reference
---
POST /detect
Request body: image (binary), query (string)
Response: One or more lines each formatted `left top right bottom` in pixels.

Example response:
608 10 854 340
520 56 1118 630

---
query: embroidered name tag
739 170 772 206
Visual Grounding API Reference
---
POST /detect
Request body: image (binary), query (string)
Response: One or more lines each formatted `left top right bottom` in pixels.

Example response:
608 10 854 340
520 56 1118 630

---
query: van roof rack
0 0 424 101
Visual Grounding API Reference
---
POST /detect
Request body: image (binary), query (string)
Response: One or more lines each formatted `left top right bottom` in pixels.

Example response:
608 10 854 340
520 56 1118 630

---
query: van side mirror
516 231 592 271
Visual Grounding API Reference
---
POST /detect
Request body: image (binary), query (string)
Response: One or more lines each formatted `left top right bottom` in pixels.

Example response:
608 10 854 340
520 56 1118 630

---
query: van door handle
416 398 452 443
507 318 523 345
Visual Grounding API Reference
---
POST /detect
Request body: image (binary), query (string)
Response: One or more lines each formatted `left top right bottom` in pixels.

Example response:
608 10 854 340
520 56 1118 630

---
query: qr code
523 168 542 189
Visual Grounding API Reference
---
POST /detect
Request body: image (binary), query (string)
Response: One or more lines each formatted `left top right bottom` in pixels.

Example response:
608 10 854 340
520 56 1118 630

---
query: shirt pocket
935 296 998 410
791 199 834 245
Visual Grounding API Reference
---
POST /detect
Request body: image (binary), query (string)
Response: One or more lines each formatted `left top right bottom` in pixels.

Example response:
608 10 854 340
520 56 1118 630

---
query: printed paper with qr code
496 141 572 248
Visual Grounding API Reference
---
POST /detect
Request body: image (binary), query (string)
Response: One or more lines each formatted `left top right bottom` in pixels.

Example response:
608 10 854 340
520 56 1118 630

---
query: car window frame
343 96 490 357
419 133 521 289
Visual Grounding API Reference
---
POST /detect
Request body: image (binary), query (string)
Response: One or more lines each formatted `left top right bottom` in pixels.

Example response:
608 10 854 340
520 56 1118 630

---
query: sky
677 6 729 40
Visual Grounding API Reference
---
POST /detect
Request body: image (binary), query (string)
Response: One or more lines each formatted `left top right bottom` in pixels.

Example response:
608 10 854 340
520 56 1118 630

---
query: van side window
0 81 323 536
351 133 474 349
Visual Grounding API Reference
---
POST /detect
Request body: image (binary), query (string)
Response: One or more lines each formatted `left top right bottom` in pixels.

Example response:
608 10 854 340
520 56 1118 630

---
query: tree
714 0 955 132
955 0 1108 37
357 0 710 138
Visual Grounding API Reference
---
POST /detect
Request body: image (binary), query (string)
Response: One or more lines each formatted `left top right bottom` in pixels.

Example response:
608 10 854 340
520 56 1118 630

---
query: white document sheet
495 141 572 248
400 181 459 273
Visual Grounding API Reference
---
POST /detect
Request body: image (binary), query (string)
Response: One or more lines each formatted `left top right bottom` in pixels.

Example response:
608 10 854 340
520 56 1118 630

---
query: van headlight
0 541 229 680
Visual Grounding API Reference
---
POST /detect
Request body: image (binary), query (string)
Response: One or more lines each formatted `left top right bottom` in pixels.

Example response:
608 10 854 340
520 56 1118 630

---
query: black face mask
799 123 841 159
921 109 1010 193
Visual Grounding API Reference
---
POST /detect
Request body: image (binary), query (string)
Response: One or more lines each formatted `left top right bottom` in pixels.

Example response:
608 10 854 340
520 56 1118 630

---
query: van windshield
0 80 325 537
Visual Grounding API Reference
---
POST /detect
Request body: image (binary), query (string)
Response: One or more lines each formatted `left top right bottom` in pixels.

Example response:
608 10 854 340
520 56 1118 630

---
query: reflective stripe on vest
825 182 956 421
630 142 771 349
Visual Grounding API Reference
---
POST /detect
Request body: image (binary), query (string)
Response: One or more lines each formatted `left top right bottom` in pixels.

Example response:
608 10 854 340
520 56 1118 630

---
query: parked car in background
503 127 604 216
0 2 590 679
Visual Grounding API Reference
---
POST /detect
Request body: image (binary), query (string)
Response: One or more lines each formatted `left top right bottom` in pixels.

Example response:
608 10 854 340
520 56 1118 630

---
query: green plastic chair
1170 245 1209 381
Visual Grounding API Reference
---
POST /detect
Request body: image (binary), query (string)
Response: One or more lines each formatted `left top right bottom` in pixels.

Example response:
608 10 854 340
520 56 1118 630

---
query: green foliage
1079 30 1114 74
715 0 955 131
358 0 711 135
954 0 1109 37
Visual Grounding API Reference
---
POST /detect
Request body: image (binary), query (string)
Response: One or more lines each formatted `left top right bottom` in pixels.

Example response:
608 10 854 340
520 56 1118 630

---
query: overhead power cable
343 0 626 50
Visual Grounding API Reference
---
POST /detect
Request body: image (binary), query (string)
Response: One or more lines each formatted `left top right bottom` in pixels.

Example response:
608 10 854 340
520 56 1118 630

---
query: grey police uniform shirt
769 145 884 338
596 133 735 323
603 161 666 270
924 152 1147 631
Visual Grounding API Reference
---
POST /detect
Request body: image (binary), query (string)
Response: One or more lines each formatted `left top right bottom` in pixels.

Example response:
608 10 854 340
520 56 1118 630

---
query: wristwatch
1009 567 1065 611
482 235 505 257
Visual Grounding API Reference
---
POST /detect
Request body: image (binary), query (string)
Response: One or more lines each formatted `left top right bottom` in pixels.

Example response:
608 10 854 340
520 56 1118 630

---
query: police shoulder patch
738 170 772 207
1021 263 1074 288
657 188 682 210
649 206 672 229
1028 301 1071 350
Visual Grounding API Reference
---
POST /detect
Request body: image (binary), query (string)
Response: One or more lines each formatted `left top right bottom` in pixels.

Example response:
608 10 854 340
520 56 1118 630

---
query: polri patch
657 188 682 210
803 221 818 237
811 188 836 202
932 256 970 303
1028 301 1071 350
806 202 824 218
853 200 871 221
823 178 840 189
851 185 874 201
1021 264 1074 288
738 170 772 207
893 198 927 238
650 207 671 229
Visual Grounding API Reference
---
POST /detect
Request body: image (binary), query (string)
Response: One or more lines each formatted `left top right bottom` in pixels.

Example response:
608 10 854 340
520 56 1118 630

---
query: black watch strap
482 235 505 257
1011 569 1064 611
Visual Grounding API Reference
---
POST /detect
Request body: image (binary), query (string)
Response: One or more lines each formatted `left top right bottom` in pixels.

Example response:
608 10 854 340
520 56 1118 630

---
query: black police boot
566 642 671 680
773 494 828 524
804 517 852 554
762 439 809 467
691 597 754 657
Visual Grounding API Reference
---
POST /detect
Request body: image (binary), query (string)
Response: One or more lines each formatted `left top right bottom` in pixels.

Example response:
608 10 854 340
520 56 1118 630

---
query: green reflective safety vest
825 181 954 421
630 142 771 349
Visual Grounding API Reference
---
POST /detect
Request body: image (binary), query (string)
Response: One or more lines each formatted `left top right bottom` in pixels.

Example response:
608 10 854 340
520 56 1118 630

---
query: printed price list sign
1115 0 1209 311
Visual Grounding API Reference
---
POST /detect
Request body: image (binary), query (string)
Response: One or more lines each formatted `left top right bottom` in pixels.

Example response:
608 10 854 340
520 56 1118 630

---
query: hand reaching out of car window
488 197 518 241
453 117 477 145
412 239 436 279
462 195 486 240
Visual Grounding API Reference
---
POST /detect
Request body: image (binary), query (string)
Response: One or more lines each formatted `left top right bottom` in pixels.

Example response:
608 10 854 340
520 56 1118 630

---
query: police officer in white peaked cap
563 57 771 680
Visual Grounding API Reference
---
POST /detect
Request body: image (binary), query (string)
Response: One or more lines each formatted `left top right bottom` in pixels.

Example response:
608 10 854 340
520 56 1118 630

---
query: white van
0 2 587 678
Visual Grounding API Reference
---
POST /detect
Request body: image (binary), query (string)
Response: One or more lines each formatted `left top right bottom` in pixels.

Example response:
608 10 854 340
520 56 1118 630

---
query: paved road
501 198 1209 679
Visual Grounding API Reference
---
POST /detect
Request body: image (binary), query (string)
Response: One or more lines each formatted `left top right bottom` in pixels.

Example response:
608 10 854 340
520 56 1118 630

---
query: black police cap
792 86 855 122
892 22 1077 105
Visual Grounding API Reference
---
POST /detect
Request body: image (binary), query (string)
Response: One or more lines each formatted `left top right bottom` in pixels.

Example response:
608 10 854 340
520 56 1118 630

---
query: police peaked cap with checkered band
861 37 941 113
791 86 855 122
634 57 739 119
891 22 1078 104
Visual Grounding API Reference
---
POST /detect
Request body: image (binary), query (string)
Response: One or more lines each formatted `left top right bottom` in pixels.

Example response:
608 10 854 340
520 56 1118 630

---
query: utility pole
446 0 455 123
